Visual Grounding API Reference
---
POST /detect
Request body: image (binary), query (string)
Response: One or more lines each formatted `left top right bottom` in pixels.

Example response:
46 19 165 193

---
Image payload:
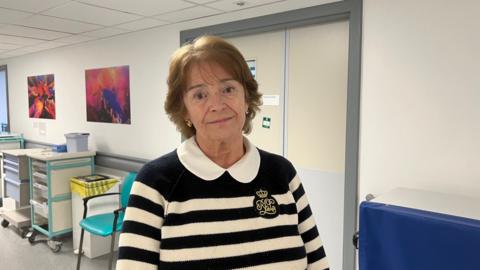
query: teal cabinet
27 151 95 252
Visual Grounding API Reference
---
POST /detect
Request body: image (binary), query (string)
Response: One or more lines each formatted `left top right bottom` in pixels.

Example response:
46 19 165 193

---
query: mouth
207 116 234 124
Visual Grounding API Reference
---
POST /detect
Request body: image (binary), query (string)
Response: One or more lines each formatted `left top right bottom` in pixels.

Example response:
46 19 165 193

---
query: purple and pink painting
28 74 56 119
85 65 131 124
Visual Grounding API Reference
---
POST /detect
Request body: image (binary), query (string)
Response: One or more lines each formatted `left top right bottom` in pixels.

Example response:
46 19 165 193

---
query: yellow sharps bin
70 175 119 258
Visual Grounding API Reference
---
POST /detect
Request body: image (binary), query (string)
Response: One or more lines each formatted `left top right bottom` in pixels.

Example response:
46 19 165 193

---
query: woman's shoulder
142 150 181 170
136 150 184 187
257 148 296 177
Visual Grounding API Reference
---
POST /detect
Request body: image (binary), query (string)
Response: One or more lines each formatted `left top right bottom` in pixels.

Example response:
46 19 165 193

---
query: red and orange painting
85 65 131 124
28 74 56 119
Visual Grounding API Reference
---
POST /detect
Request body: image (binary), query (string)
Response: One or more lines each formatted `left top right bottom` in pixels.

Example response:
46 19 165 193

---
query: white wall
5 26 181 159
0 0 333 160
360 0 480 200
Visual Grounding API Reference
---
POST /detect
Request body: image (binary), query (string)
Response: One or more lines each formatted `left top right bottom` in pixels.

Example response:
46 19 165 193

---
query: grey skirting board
25 139 149 172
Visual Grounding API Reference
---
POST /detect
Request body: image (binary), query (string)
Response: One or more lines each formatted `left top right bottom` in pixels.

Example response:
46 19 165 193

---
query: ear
183 112 190 121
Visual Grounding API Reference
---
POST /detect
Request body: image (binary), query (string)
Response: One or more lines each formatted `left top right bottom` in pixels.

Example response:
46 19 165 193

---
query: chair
76 172 137 270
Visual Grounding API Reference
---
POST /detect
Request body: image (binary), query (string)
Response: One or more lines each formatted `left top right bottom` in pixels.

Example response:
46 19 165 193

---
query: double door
227 20 348 270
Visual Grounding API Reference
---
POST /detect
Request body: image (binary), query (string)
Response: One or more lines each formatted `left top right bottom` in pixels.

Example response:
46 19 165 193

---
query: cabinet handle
4 165 19 173
4 159 19 167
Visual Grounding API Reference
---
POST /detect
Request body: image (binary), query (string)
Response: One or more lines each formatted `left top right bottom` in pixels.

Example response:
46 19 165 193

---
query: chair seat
79 212 124 237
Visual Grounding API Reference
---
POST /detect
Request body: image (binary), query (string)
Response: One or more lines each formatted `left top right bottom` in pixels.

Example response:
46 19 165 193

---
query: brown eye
223 86 235 94
192 90 208 101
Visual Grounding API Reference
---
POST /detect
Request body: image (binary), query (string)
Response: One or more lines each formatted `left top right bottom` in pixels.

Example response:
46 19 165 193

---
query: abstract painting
28 74 55 119
85 65 131 124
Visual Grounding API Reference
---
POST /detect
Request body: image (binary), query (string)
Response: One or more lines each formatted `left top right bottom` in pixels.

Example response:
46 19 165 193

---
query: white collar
176 136 260 183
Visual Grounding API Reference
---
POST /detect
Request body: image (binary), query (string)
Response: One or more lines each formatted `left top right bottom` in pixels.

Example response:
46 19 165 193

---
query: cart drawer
33 182 48 200
3 158 19 170
4 177 30 207
32 171 48 185
32 160 47 174
4 165 30 182
3 153 19 163
4 165 21 182
30 199 49 219
3 154 29 179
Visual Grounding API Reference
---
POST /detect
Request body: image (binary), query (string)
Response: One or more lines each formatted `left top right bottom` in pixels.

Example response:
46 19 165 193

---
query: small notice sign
262 117 271 129
262 95 280 106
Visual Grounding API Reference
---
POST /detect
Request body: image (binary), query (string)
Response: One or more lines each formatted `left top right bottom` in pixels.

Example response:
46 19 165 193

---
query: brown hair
164 35 262 138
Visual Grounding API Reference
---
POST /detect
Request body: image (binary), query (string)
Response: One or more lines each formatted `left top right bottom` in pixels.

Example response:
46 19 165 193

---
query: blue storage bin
52 144 67 152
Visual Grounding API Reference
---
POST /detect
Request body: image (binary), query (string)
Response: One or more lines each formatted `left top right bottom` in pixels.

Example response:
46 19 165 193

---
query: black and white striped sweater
116 137 329 270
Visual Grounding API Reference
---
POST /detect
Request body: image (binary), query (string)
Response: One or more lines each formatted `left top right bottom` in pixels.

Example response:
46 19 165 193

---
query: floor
0 214 115 270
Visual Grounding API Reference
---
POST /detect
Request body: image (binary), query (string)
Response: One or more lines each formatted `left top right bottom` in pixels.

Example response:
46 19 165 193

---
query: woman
116 36 329 270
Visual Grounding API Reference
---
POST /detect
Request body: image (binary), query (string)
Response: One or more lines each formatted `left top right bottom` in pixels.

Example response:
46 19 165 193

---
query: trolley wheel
20 229 29 239
51 244 62 253
1 219 9 228
48 240 62 253
28 232 36 244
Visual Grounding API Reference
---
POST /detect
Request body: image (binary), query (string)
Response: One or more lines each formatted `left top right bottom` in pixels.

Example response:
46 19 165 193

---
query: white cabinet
0 133 24 202
0 148 43 234
3 151 31 207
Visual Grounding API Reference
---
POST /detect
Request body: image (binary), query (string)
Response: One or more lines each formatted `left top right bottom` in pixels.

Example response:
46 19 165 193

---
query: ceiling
0 0 329 60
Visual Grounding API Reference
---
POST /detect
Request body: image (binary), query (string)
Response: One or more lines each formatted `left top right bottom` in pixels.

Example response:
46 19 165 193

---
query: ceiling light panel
43 2 141 26
76 0 194 16
0 0 70 13
16 15 102 33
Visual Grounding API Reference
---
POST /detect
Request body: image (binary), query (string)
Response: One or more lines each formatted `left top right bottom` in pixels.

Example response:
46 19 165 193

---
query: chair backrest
121 172 137 208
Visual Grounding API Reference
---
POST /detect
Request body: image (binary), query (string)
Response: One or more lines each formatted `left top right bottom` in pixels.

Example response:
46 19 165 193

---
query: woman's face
183 62 248 143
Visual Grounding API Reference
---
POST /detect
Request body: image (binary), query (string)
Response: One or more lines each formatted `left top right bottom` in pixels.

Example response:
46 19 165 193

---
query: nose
208 88 227 112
